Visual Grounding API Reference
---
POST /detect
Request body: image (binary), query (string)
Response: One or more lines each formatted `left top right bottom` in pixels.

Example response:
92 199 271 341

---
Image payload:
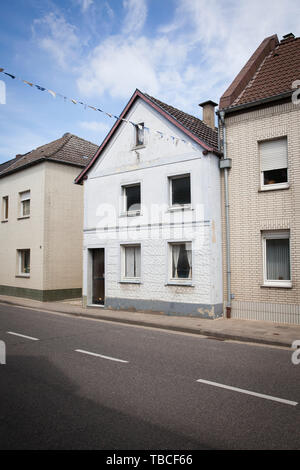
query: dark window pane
172 176 191 205
172 244 192 279
126 185 141 212
264 168 287 185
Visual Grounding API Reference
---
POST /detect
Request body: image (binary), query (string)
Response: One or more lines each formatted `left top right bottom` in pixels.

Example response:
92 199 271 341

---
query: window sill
18 216 30 220
131 144 146 151
15 274 30 278
259 183 290 192
1 219 8 223
119 279 141 284
167 205 192 212
166 281 194 287
261 282 292 289
120 211 141 217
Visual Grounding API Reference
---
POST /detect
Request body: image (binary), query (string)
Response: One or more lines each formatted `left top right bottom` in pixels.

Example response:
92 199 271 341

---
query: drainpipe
219 111 232 319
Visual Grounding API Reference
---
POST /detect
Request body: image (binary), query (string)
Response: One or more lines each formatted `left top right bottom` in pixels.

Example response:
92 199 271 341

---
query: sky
0 0 299 163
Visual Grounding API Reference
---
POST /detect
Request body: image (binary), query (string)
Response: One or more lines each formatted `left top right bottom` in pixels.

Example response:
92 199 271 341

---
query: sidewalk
0 294 300 348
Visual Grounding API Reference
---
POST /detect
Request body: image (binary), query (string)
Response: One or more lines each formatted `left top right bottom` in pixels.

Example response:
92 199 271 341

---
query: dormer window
135 123 144 147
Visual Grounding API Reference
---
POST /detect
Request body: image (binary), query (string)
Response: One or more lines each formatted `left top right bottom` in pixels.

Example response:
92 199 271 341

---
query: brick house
218 33 300 323
76 89 224 318
0 133 98 301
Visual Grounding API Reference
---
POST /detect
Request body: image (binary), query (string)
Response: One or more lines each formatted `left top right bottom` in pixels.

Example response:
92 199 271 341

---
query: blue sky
0 0 299 163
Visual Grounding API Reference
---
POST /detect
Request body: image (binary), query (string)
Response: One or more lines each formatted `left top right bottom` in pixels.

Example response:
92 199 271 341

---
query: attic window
135 123 144 147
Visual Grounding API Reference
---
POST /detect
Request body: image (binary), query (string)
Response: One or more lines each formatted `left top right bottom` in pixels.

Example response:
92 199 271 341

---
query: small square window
18 249 30 276
122 184 141 213
19 190 30 217
122 245 141 280
263 231 291 287
2 196 8 220
170 242 192 280
169 175 191 206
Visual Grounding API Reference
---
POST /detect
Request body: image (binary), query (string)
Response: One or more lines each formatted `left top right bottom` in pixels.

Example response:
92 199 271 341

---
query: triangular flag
47 89 56 98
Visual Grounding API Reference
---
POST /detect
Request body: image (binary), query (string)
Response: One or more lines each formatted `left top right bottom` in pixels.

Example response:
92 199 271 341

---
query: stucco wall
43 161 84 292
83 98 223 317
0 164 45 292
222 101 300 323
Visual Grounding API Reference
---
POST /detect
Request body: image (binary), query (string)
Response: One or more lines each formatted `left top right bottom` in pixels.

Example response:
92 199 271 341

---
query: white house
76 90 223 318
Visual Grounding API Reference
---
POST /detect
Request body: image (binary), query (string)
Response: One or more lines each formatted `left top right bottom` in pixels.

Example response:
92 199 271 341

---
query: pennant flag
4 73 15 79
23 80 33 87
47 89 56 98
0 68 4 72
35 85 45 91
71 99 77 104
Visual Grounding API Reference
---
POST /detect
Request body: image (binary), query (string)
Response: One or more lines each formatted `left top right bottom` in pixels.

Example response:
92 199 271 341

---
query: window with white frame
122 183 141 214
17 249 30 276
259 137 288 189
135 123 144 147
19 190 30 217
2 196 8 220
262 231 291 287
121 245 141 280
169 174 191 207
170 242 192 280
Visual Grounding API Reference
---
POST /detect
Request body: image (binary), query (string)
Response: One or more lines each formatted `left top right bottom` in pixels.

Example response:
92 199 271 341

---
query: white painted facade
82 98 223 318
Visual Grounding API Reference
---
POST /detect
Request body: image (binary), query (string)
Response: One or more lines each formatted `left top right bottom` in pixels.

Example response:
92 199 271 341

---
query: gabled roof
0 133 98 179
75 89 219 184
219 33 300 110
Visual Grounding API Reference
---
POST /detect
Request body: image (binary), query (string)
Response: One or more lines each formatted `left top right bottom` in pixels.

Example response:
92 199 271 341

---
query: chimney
199 100 217 129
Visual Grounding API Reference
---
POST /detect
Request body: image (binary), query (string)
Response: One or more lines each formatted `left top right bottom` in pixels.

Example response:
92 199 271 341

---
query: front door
92 248 105 305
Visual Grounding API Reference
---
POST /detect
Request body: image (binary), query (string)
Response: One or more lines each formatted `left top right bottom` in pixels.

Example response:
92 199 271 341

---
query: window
263 231 291 287
169 174 191 207
18 249 30 276
2 196 8 220
135 123 144 147
19 190 30 217
170 242 192 280
122 245 141 280
122 183 141 214
259 138 288 189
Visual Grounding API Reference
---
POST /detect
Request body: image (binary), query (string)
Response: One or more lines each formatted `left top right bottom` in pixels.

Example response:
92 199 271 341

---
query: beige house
218 33 300 324
0 133 98 301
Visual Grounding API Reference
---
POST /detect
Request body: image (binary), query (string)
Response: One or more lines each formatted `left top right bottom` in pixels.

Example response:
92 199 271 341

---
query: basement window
259 138 288 190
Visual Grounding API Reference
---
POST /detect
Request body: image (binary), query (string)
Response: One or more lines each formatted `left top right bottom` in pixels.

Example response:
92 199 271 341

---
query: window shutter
260 138 287 172
20 190 30 201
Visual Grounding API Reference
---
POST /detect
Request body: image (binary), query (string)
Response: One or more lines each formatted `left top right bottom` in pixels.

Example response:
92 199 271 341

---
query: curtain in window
125 246 135 277
135 246 141 278
172 245 181 278
266 238 290 280
186 244 192 278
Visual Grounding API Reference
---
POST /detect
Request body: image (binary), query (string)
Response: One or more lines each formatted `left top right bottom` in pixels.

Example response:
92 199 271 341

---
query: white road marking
196 379 298 406
75 349 129 363
7 331 39 341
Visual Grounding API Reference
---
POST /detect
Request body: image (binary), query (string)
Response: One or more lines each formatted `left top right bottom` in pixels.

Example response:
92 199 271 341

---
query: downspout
219 111 232 318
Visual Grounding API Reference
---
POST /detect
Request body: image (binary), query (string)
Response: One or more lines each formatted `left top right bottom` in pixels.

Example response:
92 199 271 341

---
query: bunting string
0 67 198 151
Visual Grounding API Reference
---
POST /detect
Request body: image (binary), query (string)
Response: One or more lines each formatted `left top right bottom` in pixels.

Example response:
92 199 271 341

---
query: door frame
87 247 106 307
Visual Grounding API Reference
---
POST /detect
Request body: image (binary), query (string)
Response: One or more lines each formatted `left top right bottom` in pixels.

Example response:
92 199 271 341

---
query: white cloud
78 0 94 12
32 13 80 68
122 0 147 35
79 120 110 133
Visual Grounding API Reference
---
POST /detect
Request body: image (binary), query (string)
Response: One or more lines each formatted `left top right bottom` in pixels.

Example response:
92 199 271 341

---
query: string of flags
0 67 197 150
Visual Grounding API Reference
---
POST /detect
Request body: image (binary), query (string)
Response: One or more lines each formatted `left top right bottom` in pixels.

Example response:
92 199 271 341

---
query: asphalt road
0 302 299 450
